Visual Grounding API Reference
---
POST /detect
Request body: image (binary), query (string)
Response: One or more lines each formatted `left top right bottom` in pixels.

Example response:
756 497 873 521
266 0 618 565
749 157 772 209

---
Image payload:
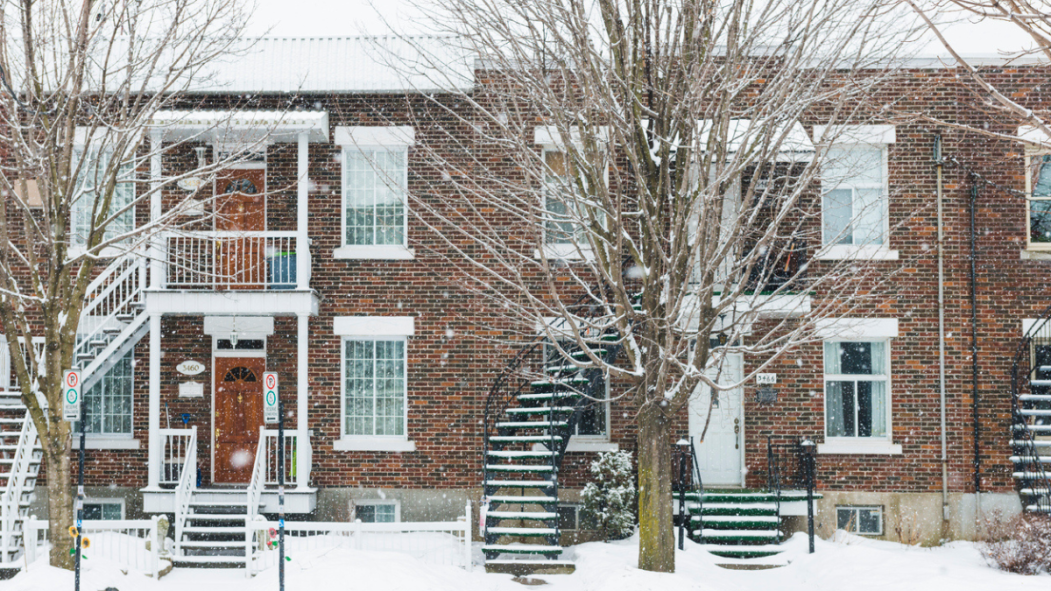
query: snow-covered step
697 529 780 540
530 378 588 388
177 540 246 548
181 525 245 534
173 555 246 564
495 421 568 429
1010 456 1051 463
486 511 558 520
1019 488 1051 495
517 392 580 402
697 515 780 524
1018 409 1051 416
482 545 562 555
487 450 558 459
701 544 784 557
486 527 557 536
485 480 555 488
1012 440 1051 447
186 513 247 521
505 407 575 416
486 464 554 473
699 502 778 513
570 349 607 358
487 495 557 504
489 435 563 443
1019 394 1051 402
1014 424 1051 432
1013 472 1051 479
1024 505 1051 513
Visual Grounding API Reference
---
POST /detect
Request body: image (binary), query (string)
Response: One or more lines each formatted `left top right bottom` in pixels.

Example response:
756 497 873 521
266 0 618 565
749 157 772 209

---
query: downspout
934 135 950 526
968 176 982 522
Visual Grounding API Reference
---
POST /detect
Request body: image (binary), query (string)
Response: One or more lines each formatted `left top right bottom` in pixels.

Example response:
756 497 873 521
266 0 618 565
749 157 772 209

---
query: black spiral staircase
480 304 626 575
1010 308 1051 515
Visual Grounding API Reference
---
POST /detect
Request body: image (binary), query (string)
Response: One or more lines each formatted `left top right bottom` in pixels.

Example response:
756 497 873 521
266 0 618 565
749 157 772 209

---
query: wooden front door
213 357 265 484
215 169 265 289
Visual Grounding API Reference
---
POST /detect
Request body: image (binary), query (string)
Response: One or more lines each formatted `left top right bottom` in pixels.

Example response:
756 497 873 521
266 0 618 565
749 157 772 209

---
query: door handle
215 428 221 438
734 418 740 449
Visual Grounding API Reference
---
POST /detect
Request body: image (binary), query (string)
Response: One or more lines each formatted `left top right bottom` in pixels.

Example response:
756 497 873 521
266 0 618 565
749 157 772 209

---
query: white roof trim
813 124 896 145
335 126 415 147
150 110 329 143
334 316 415 337
816 318 898 339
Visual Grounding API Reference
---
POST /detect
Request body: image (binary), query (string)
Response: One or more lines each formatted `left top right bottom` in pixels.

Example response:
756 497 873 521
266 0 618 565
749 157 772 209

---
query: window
353 501 399 523
343 148 407 247
543 150 582 246
822 145 887 248
824 341 888 439
83 500 124 520
836 506 882 535
1026 152 1051 248
70 149 135 246
80 350 134 436
544 339 609 439
343 339 407 438
557 504 597 531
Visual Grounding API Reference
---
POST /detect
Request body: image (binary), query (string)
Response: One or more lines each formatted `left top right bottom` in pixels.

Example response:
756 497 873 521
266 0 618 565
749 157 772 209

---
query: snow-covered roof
189 36 473 94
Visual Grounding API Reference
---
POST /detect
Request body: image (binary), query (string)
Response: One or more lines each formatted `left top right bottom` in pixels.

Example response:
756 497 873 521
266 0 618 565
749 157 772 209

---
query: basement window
836 506 882 535
352 500 399 523
83 499 124 521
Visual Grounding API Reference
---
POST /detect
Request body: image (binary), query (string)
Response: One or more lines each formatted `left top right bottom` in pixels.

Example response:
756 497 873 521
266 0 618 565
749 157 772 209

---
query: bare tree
0 0 258 569
377 0 924 573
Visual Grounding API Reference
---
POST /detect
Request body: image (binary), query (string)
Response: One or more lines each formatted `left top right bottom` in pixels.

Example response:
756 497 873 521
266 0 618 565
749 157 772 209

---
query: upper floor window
822 145 887 247
1027 152 1051 248
71 149 135 247
543 150 584 246
824 340 889 439
335 126 415 260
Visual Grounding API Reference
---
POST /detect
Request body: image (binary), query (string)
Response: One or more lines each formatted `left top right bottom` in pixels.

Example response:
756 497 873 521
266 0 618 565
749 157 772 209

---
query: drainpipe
934 135 950 527
969 177 982 527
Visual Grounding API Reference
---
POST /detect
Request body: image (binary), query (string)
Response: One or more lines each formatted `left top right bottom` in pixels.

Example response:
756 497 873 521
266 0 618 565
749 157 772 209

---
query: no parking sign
63 370 81 421
263 372 279 423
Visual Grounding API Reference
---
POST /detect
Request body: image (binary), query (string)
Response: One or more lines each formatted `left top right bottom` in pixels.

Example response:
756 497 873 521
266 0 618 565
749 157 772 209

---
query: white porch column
146 314 162 489
149 131 163 290
296 131 310 290
296 313 310 489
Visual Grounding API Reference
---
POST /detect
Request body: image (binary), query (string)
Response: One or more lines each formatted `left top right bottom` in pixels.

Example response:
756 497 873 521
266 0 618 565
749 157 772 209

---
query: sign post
263 372 284 589
64 370 84 591
263 372 279 424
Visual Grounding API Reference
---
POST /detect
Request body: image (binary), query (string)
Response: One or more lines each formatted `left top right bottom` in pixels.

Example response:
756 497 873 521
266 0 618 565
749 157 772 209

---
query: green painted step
487 495 556 504
701 544 783 559
486 464 555 473
697 529 780 541
489 435 563 444
505 407 576 417
518 391 582 403
486 511 558 520
691 502 778 516
485 480 555 488
495 420 568 429
482 545 562 555
569 349 607 359
487 451 558 459
694 515 780 528
486 527 557 537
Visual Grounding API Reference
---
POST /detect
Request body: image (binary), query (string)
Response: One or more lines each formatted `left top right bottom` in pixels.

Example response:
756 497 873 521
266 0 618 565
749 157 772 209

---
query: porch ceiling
143 289 319 317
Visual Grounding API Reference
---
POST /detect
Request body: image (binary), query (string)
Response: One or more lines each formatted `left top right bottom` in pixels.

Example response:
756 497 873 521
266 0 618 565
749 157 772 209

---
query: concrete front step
485 560 575 576
701 543 784 558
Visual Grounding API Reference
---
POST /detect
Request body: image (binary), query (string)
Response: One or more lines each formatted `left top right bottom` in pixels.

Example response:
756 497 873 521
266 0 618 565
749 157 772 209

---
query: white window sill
85 437 141 450
818 439 901 455
332 437 416 452
333 246 415 260
814 245 898 261
1020 249 1051 260
535 245 595 261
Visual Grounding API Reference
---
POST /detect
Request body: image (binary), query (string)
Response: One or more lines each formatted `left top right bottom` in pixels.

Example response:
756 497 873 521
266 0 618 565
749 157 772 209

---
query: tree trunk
637 404 674 572
45 439 74 569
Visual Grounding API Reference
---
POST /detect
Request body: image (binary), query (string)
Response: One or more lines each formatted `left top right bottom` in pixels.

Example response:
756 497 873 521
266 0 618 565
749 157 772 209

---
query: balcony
143 231 318 317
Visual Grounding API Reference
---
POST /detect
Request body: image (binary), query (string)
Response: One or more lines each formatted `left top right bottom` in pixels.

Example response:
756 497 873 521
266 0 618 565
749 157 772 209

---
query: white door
688 353 744 486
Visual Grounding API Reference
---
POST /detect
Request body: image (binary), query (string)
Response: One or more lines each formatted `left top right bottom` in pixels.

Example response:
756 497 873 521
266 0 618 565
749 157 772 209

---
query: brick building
1 37 1049 571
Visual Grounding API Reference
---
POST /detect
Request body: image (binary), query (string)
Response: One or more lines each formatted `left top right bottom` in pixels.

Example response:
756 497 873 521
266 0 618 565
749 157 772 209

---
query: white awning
697 119 815 162
149 110 329 145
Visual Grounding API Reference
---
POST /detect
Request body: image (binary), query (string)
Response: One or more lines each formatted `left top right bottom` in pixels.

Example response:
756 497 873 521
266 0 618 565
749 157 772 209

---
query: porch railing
171 426 197 559
0 413 39 565
159 428 196 486
245 425 268 576
24 517 163 578
161 231 307 290
262 429 310 487
73 255 146 371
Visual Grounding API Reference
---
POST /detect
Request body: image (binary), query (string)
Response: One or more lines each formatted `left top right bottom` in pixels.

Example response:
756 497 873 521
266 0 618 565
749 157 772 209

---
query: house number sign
177 360 206 376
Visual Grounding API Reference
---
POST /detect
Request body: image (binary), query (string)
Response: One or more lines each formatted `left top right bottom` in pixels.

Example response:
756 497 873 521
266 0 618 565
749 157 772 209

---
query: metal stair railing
172 426 197 561
74 254 148 390
246 425 268 576
1011 306 1051 514
673 439 702 549
0 412 39 565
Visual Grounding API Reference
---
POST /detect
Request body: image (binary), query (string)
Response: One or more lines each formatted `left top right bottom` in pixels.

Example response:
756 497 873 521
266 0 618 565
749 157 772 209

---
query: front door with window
688 353 744 486
215 168 265 289
213 357 265 483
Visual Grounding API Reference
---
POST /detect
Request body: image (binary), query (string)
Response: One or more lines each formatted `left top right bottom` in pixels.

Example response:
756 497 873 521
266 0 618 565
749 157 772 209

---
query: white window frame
534 126 609 261
1024 149 1051 251
836 505 883 536
816 318 901 455
814 125 897 261
69 132 137 255
334 126 414 260
80 349 137 447
333 316 415 452
351 498 401 523
83 498 126 520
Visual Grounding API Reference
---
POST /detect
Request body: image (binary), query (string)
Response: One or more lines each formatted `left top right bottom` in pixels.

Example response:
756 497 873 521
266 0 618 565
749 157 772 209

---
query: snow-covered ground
5 532 1047 591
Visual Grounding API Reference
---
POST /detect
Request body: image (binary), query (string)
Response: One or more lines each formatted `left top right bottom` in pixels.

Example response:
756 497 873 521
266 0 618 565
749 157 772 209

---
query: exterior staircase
0 402 42 567
481 325 623 575
173 489 259 568
1010 312 1051 515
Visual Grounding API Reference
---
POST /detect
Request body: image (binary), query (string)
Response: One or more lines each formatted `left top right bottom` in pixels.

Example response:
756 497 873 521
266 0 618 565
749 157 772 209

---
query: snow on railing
245 425 268 576
161 231 304 290
159 428 195 486
0 413 38 565
23 517 164 578
172 426 197 559
251 501 472 575
74 255 146 371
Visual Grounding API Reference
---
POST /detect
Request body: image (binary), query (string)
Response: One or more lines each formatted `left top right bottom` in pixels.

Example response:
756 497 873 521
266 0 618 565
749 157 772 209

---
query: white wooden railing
261 429 311 487
159 428 196 486
161 231 306 290
74 255 147 371
250 501 472 575
0 413 39 565
24 517 164 578
172 426 197 559
245 425 268 576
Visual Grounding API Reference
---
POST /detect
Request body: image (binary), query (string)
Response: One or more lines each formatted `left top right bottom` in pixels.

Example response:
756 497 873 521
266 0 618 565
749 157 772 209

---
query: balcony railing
160 231 308 290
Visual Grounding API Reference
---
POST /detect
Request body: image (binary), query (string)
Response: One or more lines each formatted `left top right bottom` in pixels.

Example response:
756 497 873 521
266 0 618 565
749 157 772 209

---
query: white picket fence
250 501 472 575
23 517 165 578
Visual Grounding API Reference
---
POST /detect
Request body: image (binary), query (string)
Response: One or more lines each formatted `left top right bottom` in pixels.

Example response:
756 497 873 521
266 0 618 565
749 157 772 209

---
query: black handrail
1009 303 1051 514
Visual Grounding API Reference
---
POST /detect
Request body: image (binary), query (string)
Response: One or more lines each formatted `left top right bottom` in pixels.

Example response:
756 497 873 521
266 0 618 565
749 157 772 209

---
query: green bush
580 450 637 541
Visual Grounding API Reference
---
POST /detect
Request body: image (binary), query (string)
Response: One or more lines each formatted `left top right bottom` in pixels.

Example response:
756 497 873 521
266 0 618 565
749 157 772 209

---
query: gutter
934 135 950 524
